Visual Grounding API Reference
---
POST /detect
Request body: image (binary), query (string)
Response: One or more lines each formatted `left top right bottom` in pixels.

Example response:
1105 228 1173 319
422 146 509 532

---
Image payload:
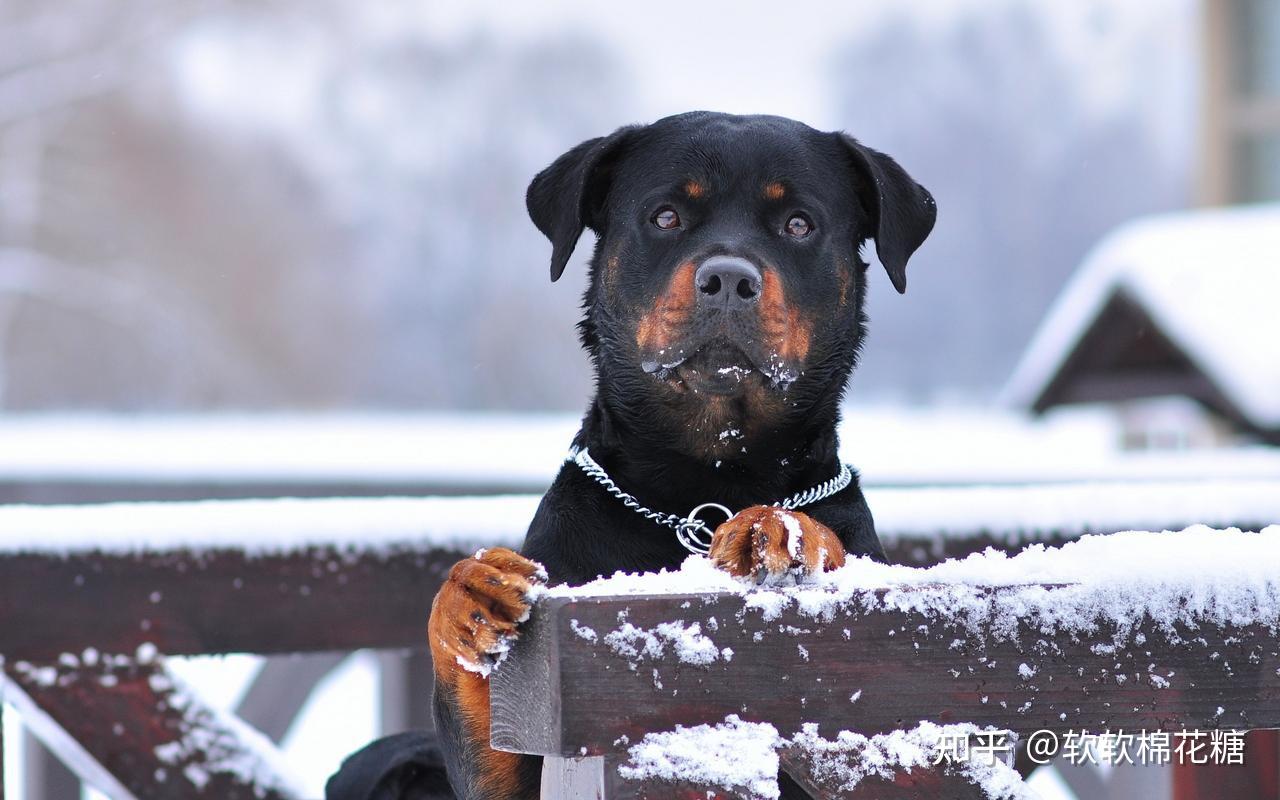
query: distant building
1201 0 1280 204
1000 204 1280 447
1003 2 1279 448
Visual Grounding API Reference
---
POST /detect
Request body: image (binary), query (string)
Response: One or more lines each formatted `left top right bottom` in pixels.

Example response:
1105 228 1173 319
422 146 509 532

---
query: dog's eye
652 208 681 230
786 215 813 238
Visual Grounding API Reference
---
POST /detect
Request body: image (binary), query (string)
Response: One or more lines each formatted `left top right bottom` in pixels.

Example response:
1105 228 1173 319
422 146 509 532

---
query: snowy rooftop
1002 203 1280 428
4 409 1280 490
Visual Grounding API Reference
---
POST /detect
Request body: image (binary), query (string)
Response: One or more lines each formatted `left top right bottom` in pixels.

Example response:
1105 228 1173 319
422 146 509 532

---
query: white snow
0 413 574 489
553 526 1280 648
1 479 1275 556
618 715 783 799
0 496 532 555
570 619 598 643
791 722 1030 799
868 479 1280 545
781 511 804 560
604 621 725 666
150 666 307 797
4 408 1280 490
618 716 1031 799
1002 203 1280 428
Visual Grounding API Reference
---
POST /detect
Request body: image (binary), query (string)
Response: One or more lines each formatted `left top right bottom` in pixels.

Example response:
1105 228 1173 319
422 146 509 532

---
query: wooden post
378 650 437 736
236 653 348 743
1172 729 1279 800
0 546 462 660
22 738 80 800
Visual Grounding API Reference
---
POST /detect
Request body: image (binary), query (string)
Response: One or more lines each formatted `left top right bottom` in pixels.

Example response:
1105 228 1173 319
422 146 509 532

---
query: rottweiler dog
330 111 934 800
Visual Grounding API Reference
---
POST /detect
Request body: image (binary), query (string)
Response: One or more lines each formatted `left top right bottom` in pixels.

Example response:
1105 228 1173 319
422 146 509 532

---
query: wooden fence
1 494 1278 798
491 554 1280 799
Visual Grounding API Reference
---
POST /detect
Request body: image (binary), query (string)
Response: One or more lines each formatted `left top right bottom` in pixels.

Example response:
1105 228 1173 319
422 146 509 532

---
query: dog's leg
708 506 846 583
429 547 546 800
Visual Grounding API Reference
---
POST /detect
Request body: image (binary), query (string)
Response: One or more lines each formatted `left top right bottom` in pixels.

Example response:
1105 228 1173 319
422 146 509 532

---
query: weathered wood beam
492 587 1279 798
778 747 996 800
3 653 298 800
0 546 462 661
540 746 1007 799
1173 730 1279 800
493 591 1280 757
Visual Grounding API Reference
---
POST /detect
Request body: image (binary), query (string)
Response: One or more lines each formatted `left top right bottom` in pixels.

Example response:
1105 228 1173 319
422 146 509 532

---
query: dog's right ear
526 126 638 282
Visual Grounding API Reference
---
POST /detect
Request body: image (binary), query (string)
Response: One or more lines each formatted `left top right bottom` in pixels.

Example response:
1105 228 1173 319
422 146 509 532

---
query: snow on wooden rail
2 651 304 800
1 499 1276 797
489 526 1280 799
1 479 1277 563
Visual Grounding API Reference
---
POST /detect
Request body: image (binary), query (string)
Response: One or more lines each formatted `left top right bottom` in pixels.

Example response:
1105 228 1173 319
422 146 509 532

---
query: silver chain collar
566 446 853 555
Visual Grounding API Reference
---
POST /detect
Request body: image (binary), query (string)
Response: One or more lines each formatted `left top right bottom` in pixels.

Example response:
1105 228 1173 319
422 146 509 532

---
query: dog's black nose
695 256 762 309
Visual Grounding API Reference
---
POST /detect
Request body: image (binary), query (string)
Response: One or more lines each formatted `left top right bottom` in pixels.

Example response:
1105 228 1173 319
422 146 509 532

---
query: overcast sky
405 0 1196 137
176 0 1196 161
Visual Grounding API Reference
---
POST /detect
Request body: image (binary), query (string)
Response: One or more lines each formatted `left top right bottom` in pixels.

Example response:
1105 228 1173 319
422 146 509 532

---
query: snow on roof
0 480 1276 556
1001 203 1280 427
4 409 1280 489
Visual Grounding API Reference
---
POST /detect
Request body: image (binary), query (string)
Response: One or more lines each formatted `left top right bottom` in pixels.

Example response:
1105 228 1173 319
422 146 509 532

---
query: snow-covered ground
3 407 1280 491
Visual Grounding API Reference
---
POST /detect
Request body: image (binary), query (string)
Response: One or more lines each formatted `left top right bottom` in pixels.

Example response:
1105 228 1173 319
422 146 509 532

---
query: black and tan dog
329 111 934 800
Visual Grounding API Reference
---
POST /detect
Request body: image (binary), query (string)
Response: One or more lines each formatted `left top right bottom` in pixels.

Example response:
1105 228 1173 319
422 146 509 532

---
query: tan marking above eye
684 180 706 198
763 182 786 200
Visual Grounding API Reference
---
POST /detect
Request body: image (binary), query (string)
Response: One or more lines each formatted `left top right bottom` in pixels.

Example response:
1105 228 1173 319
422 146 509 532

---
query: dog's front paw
708 506 845 584
428 547 547 678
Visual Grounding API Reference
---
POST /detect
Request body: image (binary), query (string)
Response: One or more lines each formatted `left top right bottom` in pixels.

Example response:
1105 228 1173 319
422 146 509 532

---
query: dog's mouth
641 340 798 395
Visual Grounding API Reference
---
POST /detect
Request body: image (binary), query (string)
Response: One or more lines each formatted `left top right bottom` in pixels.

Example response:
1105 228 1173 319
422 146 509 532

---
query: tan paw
428 547 548 678
708 506 845 584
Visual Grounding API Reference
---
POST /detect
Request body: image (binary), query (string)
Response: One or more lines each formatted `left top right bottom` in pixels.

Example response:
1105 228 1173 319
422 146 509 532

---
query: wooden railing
0 539 469 799
1 496 1277 799
490 530 1280 799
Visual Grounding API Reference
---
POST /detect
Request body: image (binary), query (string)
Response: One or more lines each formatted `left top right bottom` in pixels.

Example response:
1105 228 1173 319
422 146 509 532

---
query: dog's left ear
838 135 936 294
527 126 638 282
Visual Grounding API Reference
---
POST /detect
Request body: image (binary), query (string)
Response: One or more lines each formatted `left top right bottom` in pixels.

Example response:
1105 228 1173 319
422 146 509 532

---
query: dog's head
528 112 934 461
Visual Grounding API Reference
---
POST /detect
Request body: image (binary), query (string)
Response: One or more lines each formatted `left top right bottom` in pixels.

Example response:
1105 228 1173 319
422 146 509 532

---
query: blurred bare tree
830 3 1191 402
0 0 625 411
1 0 1192 411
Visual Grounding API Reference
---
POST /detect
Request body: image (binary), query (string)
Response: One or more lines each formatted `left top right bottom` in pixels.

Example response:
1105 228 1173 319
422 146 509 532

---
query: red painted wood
4 654 296 799
1173 730 1279 800
0 546 462 661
